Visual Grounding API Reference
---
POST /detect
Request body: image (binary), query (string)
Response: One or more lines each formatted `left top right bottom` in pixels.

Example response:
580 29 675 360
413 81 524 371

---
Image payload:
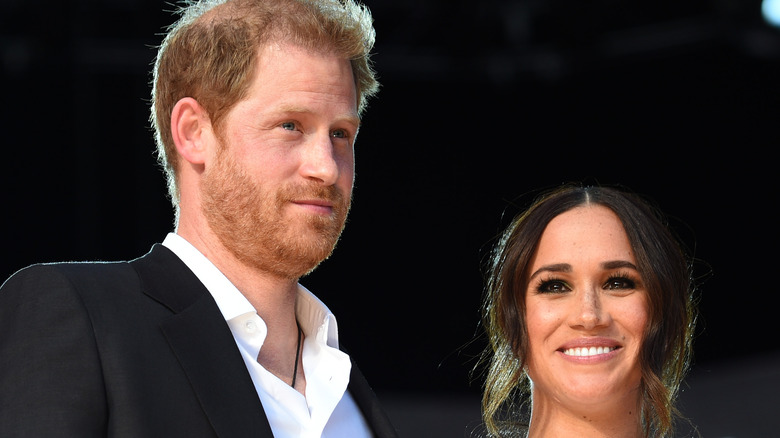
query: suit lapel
132 245 275 438
347 358 400 438
133 245 398 438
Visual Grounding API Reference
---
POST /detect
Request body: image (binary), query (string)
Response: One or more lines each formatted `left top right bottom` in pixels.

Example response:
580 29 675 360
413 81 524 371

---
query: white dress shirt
162 233 372 438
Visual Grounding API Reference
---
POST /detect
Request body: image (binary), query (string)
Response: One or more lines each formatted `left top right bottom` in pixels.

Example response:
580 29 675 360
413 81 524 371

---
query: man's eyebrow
275 105 361 126
528 263 571 281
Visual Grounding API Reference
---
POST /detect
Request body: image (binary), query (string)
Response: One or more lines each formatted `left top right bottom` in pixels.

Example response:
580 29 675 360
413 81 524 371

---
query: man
0 0 397 436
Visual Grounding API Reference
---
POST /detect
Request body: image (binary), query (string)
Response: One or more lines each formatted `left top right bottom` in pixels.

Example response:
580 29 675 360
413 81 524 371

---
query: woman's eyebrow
601 260 639 270
529 260 638 281
528 263 571 281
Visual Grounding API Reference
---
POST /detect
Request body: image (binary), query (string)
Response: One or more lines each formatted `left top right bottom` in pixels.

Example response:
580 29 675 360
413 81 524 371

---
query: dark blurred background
2 1 779 436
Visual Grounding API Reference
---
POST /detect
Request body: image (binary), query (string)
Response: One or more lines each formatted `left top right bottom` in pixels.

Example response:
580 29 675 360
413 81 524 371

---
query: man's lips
291 199 335 214
293 198 333 207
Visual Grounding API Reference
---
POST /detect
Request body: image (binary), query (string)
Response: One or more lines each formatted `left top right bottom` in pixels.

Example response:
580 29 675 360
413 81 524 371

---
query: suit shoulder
0 260 137 304
3 260 133 283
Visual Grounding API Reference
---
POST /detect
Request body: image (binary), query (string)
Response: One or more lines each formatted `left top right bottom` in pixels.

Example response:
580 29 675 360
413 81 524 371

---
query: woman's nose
569 287 609 330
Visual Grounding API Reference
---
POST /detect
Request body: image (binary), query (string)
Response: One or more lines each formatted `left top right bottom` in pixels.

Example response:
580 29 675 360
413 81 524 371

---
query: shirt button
245 320 257 333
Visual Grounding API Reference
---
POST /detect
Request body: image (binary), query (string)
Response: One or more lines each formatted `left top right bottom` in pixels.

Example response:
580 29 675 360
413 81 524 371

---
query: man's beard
200 146 351 280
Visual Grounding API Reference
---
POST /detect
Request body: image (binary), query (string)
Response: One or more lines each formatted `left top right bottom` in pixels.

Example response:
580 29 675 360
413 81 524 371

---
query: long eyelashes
534 277 570 294
604 270 638 290
533 270 640 294
604 271 641 290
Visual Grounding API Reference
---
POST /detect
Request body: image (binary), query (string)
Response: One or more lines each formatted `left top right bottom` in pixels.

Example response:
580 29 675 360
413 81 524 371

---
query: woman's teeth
563 346 616 357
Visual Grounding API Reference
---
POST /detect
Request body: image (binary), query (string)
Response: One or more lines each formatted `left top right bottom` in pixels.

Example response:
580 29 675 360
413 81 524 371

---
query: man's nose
299 134 340 186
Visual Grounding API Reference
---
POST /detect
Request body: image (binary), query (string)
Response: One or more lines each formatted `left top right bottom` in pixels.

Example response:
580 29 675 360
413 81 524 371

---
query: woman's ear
170 97 212 165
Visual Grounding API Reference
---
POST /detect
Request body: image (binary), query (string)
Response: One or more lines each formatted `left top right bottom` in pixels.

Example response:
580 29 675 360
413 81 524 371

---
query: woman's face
524 205 648 414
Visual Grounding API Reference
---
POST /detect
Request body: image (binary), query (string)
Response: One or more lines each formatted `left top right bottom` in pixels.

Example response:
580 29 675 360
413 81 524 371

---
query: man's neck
175 221 300 326
175 223 305 392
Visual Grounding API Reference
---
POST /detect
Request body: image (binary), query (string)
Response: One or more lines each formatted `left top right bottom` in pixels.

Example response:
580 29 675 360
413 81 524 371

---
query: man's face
201 42 360 280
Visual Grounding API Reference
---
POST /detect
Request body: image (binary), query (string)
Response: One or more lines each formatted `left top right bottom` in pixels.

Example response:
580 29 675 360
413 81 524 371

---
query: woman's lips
562 346 618 357
558 338 622 358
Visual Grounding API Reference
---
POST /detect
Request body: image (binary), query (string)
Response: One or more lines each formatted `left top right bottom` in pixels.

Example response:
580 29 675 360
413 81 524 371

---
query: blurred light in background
763 0 780 27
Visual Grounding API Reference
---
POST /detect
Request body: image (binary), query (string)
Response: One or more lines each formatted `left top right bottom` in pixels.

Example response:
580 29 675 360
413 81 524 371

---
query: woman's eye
604 277 636 290
537 280 570 294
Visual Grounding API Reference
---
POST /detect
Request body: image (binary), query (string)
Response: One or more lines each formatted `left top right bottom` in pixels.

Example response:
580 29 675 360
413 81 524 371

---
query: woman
479 184 698 437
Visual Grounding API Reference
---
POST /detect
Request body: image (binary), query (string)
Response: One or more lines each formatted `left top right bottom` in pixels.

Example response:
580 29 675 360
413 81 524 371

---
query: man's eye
331 129 347 139
281 122 296 131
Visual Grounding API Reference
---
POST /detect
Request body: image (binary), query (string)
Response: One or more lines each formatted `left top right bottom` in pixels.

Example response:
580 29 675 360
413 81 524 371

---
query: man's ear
171 97 212 165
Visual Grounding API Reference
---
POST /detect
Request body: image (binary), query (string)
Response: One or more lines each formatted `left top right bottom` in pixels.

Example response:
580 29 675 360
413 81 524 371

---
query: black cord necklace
291 323 302 388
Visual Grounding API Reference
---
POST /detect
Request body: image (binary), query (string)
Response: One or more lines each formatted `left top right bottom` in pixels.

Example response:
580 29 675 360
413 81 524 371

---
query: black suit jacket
0 244 398 437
